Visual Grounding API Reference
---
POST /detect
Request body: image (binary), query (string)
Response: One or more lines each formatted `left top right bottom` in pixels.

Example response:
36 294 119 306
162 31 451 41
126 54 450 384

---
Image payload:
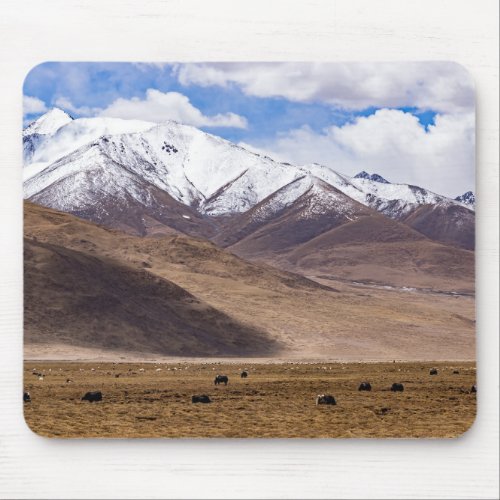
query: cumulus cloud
241 109 475 198
53 89 247 129
98 89 247 128
23 95 47 115
176 62 474 114
53 96 100 117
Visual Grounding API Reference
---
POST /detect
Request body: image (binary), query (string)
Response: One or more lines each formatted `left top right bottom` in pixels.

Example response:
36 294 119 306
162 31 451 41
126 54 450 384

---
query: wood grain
0 0 498 498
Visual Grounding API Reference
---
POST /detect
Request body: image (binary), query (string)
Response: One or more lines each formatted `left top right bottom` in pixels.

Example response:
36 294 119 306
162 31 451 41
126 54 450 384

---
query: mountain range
24 108 475 252
22 109 476 361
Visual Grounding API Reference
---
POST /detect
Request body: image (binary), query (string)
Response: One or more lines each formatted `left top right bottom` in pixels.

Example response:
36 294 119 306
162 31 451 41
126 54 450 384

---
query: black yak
81 391 102 402
358 382 372 391
391 383 404 392
192 395 211 403
214 375 228 385
316 394 336 405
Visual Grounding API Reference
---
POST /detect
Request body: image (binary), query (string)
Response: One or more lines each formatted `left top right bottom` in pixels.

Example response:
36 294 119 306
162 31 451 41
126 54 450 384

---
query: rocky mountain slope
454 191 476 208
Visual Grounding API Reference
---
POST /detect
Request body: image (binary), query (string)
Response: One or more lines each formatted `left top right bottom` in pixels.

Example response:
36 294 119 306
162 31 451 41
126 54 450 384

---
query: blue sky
23 62 439 141
23 62 475 196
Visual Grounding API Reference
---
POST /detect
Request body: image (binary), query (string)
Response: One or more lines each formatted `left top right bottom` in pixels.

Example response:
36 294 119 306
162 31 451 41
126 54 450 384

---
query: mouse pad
22 62 476 438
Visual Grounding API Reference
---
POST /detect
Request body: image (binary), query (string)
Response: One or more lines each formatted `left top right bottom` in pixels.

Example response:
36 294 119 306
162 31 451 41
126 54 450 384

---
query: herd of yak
23 367 477 406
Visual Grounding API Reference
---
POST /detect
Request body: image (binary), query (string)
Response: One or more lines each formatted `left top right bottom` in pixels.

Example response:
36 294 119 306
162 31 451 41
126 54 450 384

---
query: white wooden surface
0 1 498 498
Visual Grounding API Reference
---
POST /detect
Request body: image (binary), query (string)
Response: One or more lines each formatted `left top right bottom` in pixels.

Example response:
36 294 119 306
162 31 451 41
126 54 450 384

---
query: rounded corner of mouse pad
22 61 476 439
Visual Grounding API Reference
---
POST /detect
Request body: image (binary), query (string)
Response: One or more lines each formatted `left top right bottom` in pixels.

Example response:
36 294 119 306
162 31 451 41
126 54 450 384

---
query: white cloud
53 90 247 129
23 95 47 115
241 109 475 198
98 89 247 128
53 96 100 117
176 62 474 114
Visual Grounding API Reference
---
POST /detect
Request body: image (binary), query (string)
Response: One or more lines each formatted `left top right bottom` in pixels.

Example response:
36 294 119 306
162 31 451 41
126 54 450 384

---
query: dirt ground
23 361 476 438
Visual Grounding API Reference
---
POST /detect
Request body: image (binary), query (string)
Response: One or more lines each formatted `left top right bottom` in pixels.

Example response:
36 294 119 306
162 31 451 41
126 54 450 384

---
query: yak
390 383 404 392
429 368 438 375
192 395 211 404
81 391 103 403
23 392 31 403
214 375 229 386
240 371 248 378
316 394 336 405
358 382 372 391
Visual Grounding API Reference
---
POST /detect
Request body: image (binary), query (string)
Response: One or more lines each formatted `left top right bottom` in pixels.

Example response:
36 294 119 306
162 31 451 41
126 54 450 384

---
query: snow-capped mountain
213 174 373 249
455 191 475 208
23 109 473 245
23 108 73 137
23 108 74 164
300 164 454 220
24 114 304 215
23 114 156 179
250 175 359 223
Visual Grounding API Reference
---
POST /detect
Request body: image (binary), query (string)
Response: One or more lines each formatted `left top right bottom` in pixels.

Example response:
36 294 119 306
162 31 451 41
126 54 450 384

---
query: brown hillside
402 203 475 250
213 178 373 250
230 213 474 292
24 237 278 357
24 202 475 361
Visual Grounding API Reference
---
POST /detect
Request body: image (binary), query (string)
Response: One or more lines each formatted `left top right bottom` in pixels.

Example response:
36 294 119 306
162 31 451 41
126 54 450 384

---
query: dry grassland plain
24 361 476 438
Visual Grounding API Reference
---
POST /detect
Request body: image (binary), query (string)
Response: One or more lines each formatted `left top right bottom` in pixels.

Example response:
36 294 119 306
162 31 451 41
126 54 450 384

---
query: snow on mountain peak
247 174 360 224
23 114 471 225
23 108 73 137
23 115 157 178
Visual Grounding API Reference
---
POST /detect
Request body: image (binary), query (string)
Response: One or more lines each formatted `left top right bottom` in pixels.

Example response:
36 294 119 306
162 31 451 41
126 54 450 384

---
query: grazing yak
214 375 229 386
358 382 372 391
429 368 438 375
316 394 336 405
390 383 404 392
240 371 248 378
453 370 460 375
23 392 31 403
192 395 211 404
81 391 103 403
470 384 477 393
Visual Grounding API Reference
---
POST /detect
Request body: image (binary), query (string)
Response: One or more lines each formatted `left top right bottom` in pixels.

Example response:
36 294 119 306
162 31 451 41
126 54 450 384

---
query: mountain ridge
23 109 475 250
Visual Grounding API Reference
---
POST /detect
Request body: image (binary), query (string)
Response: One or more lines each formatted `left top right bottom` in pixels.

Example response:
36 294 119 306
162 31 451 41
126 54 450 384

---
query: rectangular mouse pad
23 62 476 438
